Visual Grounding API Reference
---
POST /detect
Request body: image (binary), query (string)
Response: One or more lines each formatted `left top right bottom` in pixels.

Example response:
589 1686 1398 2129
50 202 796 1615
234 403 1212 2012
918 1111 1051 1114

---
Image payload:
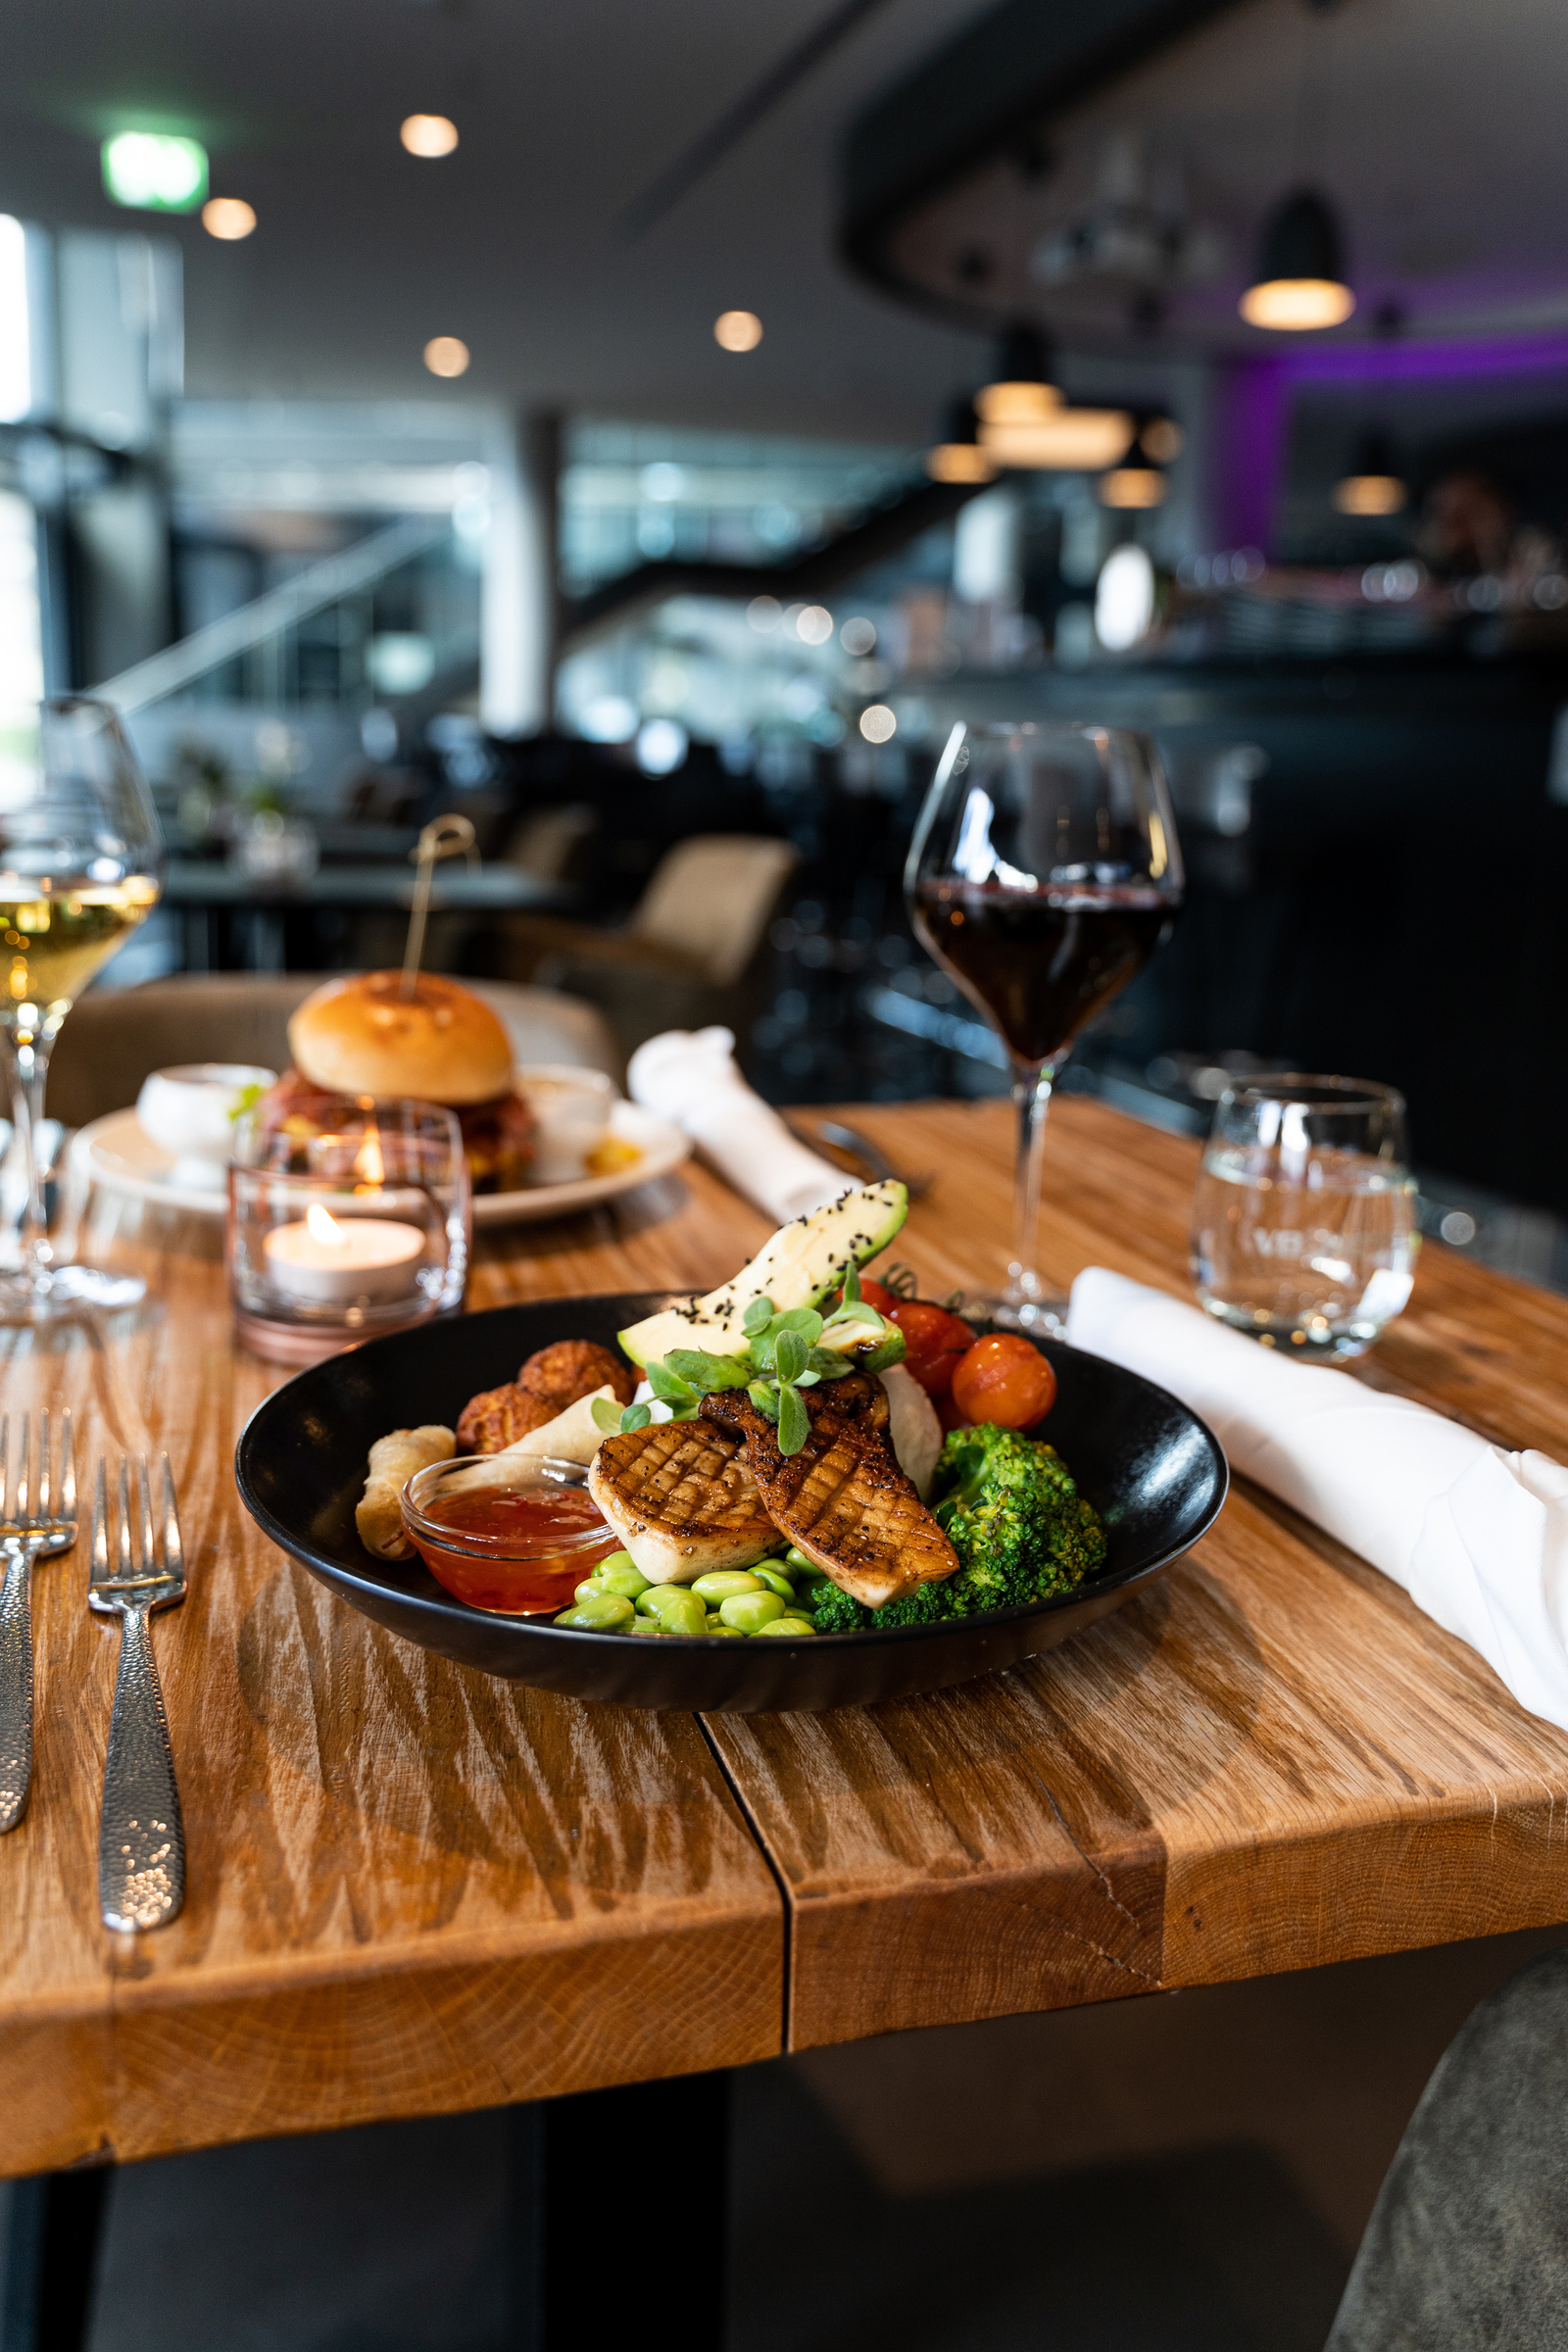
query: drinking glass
1190 1074 1418 1358
906 721 1183 1329
0 699 162 1317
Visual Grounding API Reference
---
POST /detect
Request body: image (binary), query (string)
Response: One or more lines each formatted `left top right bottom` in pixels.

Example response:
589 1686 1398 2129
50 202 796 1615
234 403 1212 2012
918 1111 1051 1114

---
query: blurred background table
163 858 574 976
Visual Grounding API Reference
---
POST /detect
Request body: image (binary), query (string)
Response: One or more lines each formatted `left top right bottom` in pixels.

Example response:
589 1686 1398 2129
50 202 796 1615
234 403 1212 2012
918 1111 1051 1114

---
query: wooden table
5 1097 1568 2187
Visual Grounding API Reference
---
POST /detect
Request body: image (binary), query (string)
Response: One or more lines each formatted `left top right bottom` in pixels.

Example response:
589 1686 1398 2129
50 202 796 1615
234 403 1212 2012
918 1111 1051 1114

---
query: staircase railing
93 516 456 713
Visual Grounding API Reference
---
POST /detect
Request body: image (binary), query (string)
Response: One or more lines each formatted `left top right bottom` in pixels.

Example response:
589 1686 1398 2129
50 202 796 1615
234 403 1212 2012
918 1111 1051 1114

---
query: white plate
74 1099 692 1226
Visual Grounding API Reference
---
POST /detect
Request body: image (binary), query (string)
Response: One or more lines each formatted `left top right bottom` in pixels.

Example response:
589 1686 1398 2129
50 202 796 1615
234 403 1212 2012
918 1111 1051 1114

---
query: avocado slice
618 1181 907 1367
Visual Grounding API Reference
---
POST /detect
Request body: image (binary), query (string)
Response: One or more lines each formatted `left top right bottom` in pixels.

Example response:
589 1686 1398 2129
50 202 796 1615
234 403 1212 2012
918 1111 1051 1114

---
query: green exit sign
102 133 209 214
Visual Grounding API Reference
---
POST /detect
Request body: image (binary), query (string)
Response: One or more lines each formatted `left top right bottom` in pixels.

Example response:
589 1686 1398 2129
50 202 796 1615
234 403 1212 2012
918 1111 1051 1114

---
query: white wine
0 877 160 1024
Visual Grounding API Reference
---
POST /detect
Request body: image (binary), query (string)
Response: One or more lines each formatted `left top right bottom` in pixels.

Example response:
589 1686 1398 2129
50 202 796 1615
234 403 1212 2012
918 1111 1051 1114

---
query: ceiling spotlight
401 115 459 158
714 310 762 352
1333 426 1407 516
859 705 898 744
1241 189 1355 330
102 131 208 214
202 197 256 241
926 396 996 485
980 408 1134 471
975 320 1059 424
1100 458 1166 510
423 335 470 378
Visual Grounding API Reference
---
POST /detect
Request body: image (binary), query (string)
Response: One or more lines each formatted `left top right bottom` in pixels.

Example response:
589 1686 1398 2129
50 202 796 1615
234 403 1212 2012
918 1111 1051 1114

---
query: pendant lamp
926 396 996 484
1241 189 1354 330
975 321 1060 424
1100 452 1167 510
1333 426 1407 515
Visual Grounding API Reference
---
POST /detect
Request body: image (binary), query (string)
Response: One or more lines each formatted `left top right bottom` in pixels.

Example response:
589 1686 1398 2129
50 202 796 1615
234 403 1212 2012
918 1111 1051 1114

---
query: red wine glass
906 720 1183 1330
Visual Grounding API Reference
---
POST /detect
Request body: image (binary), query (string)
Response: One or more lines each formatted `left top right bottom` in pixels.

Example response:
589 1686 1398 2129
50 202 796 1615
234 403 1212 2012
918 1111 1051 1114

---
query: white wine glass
906 720 1183 1331
0 698 162 1317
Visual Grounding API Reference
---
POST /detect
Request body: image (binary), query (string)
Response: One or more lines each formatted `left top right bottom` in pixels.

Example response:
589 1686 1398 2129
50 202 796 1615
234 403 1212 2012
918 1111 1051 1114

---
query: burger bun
288 971 514 1107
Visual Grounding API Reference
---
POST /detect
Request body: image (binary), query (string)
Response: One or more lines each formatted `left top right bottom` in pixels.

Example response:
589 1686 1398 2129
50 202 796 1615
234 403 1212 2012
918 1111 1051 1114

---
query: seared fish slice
701 1375 957 1609
588 1419 777 1584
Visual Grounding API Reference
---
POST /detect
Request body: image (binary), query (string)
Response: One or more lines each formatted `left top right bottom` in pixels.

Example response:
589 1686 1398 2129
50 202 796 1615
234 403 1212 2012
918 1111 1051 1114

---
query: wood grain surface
4 1095 1568 2171
702 1100 1568 2049
0 1175 783 2178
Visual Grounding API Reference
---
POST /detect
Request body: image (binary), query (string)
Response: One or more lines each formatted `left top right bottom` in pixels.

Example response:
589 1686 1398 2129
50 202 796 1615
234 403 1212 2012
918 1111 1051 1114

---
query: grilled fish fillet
587 1419 777 1584
701 1374 958 1609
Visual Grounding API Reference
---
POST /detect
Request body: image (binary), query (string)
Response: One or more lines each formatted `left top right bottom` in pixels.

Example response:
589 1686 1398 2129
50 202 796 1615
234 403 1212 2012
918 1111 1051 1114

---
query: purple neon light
1211 333 1568 555
1279 333 1568 384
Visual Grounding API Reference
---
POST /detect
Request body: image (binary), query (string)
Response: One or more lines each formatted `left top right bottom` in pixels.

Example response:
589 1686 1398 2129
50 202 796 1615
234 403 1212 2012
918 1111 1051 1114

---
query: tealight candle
263 1202 424 1304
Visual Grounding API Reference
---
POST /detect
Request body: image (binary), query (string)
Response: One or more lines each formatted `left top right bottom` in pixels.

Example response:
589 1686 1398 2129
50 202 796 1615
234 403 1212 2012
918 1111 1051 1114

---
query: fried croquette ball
456 1383 559 1455
516 1340 634 1411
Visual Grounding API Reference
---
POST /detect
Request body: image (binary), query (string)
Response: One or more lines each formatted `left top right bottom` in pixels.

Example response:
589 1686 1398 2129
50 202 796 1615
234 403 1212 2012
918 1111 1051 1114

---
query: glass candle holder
401 1453 620 1615
227 1095 470 1364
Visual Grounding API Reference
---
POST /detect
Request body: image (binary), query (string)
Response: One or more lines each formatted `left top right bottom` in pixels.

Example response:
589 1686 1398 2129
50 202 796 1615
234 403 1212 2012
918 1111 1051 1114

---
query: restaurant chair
498 832 799 1063
1326 1941 1568 2350
503 802 600 889
45 971 623 1128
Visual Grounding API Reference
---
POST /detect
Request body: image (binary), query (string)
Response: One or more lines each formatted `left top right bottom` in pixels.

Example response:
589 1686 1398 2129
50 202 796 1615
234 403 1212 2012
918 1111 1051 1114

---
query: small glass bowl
401 1453 620 1616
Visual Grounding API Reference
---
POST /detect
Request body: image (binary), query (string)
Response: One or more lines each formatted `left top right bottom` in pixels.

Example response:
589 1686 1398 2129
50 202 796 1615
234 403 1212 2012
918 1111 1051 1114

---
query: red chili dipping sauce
407 1478 618 1615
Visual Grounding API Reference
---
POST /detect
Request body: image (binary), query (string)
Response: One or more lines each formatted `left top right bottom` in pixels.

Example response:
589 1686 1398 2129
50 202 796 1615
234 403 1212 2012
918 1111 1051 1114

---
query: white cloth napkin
626 1027 851 1224
1067 1265 1568 1733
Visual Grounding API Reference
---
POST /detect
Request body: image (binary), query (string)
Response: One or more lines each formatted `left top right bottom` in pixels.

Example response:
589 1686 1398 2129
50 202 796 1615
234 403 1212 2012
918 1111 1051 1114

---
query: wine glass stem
1009 1054 1062 1305
5 1030 55 1284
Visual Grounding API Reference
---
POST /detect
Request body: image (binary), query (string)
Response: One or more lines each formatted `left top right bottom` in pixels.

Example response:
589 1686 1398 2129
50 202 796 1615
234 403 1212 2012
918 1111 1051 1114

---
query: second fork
90 1454 186 1932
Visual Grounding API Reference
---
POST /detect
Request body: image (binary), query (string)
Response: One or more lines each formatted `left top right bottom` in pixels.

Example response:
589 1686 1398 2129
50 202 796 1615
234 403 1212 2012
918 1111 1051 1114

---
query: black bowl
234 1293 1226 1713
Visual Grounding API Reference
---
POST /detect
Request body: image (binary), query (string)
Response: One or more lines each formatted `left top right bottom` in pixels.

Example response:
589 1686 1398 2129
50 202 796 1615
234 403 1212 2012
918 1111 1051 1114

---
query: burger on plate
258 971 536 1192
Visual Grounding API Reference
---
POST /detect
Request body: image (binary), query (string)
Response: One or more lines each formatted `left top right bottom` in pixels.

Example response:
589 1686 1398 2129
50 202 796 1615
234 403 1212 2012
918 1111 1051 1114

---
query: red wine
912 881 1176 1065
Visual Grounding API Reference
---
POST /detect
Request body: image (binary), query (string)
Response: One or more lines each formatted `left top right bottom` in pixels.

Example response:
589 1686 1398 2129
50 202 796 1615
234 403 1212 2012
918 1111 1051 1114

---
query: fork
786 1117 935 1201
0 1412 77 1834
89 1455 186 1933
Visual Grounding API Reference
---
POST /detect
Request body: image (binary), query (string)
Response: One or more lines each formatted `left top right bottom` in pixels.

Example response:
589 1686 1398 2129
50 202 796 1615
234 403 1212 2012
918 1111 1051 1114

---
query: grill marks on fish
587 1420 777 1581
700 1374 958 1609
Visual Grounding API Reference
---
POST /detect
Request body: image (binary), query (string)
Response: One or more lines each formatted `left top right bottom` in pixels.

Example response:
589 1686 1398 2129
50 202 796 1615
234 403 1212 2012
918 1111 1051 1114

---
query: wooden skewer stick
401 814 478 998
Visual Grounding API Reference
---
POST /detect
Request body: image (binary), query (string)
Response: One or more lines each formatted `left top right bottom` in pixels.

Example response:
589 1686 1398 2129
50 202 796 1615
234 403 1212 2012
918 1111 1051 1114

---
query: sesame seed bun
286 971 514 1106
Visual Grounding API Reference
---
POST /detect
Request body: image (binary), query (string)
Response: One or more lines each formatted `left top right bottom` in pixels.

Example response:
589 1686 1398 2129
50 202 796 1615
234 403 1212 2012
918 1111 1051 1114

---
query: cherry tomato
950 1333 1057 1430
886 1298 974 1398
836 1276 900 1318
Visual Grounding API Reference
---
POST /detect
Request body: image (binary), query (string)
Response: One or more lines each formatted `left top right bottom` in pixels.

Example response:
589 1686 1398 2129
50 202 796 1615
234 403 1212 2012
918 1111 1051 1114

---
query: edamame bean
719 1590 786 1634
706 1620 746 1639
641 1582 698 1621
782 1546 820 1576
753 1614 817 1638
652 1590 708 1639
554 1592 634 1632
573 1576 605 1604
750 1564 796 1602
592 1556 651 1599
691 1570 763 1604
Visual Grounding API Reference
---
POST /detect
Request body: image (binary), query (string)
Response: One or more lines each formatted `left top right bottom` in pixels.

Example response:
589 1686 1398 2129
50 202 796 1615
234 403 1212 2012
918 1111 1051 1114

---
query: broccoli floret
810 1580 870 1635
930 1423 1102 1607
806 1423 1105 1636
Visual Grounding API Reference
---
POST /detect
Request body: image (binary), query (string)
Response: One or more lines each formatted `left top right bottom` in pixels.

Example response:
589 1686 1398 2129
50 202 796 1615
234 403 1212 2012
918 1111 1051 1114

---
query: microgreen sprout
601 1279 903 1458
591 1396 654 1436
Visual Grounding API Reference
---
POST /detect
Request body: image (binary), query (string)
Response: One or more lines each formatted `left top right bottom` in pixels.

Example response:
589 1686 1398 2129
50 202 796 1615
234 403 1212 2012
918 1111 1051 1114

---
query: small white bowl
135 1062 277 1191
517 1064 615 1185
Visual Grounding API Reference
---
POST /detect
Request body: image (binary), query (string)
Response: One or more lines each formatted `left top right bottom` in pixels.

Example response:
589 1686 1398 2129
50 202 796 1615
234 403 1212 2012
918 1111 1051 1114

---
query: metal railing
92 516 457 713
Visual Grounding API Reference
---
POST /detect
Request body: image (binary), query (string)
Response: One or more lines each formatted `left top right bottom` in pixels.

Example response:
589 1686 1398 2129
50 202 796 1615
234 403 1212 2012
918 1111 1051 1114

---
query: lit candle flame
354 1130 385 1186
306 1202 345 1247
